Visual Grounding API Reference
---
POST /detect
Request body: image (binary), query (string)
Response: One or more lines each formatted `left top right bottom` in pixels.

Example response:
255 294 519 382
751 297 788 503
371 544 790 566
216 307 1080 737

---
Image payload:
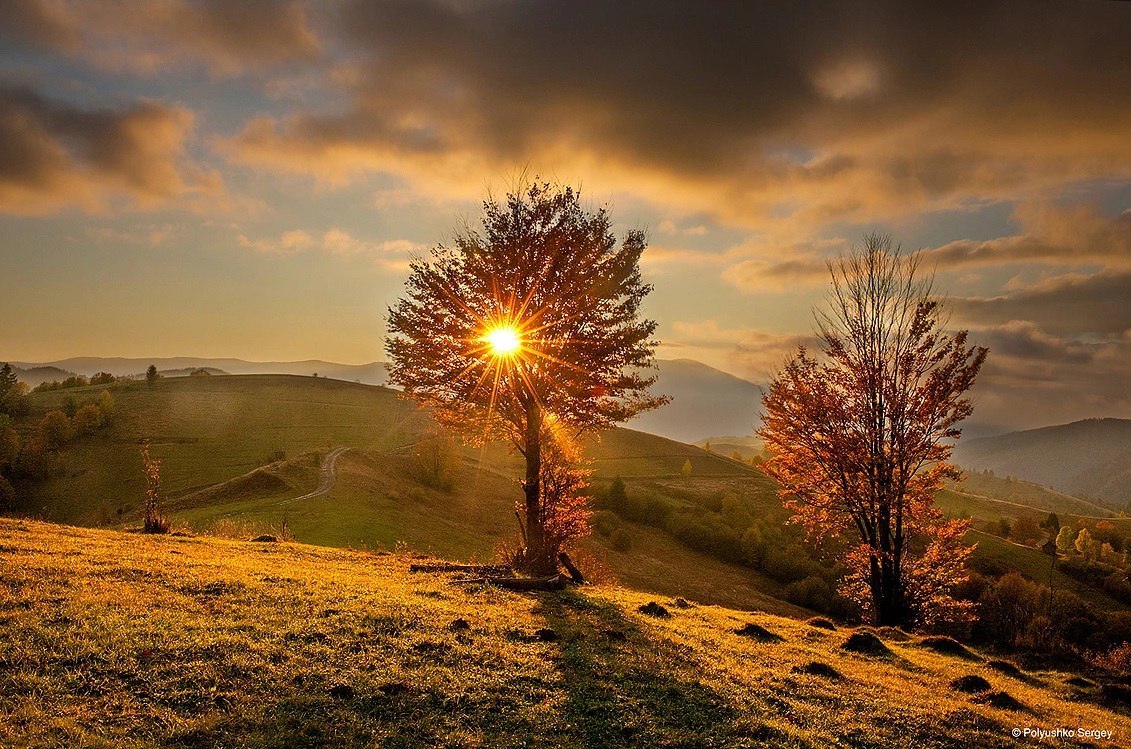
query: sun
483 324 522 356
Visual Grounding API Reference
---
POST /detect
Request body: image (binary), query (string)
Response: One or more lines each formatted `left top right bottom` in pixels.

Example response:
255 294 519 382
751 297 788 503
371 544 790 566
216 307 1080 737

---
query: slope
3 518 1127 749
954 419 1131 507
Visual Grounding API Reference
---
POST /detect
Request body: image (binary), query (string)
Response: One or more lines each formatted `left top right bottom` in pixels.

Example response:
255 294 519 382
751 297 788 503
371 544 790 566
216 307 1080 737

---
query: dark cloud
231 0 1131 222
0 0 320 75
956 270 1131 337
973 321 1099 366
0 85 210 214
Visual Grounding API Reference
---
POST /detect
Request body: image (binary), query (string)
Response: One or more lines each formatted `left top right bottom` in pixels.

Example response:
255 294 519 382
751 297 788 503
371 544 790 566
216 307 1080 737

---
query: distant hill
953 418 1131 507
10 365 78 387
11 357 389 385
12 356 760 442
628 359 763 443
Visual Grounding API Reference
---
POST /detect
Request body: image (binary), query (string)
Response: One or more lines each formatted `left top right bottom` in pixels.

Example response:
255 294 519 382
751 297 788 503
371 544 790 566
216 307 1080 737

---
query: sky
1 0 1129 433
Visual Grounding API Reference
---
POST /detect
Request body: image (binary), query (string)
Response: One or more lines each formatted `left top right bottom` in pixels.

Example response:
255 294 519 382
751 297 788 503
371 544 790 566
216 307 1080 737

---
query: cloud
85 223 180 247
722 201 1131 292
223 0 1131 225
955 270 1131 337
238 228 424 268
0 0 320 76
924 203 1131 271
0 85 216 214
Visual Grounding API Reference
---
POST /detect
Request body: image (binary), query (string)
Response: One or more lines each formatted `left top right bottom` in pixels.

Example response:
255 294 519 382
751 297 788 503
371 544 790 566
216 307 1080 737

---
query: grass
2 518 1128 748
18 376 427 524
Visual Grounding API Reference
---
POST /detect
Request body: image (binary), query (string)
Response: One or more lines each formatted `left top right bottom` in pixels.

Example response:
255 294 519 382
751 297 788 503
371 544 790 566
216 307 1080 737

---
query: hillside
3 518 1127 748
12 374 1130 617
10 375 795 614
12 356 764 444
954 419 1131 507
13 357 390 385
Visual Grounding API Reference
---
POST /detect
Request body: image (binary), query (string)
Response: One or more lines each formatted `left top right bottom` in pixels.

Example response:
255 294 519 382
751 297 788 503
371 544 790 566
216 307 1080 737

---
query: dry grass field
2 518 1127 748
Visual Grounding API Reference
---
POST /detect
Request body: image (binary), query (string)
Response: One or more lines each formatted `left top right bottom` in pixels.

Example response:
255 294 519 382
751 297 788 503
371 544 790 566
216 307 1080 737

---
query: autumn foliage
759 236 987 628
386 181 665 573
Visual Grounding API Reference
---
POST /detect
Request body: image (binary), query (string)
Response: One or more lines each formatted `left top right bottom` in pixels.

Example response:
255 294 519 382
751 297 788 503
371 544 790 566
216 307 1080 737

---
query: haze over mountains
953 419 1131 508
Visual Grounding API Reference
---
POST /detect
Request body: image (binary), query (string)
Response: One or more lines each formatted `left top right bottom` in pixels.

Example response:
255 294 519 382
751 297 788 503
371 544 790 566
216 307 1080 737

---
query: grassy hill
12 374 1131 617
954 419 1131 508
3 518 1128 748
12 375 796 615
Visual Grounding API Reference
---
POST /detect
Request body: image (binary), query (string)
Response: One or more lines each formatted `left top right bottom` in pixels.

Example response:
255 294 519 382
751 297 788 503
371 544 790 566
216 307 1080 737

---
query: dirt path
277 447 350 505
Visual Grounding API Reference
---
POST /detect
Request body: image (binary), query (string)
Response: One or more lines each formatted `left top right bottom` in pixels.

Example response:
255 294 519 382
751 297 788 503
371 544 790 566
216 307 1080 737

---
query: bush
611 528 633 552
591 510 619 537
73 404 104 435
39 410 74 449
763 543 820 584
784 575 834 611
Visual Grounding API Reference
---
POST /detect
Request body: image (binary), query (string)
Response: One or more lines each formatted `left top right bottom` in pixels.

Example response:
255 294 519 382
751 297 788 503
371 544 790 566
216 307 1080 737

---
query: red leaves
759 236 986 627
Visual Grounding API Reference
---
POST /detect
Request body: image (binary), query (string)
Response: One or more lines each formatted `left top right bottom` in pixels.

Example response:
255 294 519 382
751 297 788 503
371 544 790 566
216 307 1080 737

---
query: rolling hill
12 356 391 385
9 375 795 614
954 419 1131 508
3 517 1127 748
11 355 764 444
9 374 1129 618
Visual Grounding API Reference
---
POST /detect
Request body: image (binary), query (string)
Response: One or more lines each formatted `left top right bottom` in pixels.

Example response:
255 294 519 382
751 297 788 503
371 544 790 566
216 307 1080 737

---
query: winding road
277 447 350 505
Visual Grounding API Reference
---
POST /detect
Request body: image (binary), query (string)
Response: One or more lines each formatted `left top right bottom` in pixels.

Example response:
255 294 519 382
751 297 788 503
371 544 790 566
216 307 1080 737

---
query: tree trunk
522 401 553 575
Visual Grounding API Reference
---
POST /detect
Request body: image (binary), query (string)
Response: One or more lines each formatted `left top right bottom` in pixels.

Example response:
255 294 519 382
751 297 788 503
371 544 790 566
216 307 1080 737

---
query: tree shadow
537 591 800 748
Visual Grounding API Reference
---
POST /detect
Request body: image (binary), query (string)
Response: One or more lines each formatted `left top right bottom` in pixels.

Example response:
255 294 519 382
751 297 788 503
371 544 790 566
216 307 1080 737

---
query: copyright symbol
1012 728 1022 738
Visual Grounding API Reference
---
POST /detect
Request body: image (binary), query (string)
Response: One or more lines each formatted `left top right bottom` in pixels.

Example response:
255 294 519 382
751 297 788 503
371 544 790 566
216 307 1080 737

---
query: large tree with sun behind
386 181 667 573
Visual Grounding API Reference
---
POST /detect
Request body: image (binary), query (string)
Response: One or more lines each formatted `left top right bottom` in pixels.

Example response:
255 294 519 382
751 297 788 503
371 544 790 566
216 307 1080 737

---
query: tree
39 410 74 449
73 404 104 435
412 430 461 491
1056 525 1076 553
511 430 592 569
0 363 28 417
386 180 666 574
1042 512 1061 532
1012 515 1041 546
146 365 159 387
1075 527 1097 562
759 235 988 628
681 459 692 480
90 372 115 386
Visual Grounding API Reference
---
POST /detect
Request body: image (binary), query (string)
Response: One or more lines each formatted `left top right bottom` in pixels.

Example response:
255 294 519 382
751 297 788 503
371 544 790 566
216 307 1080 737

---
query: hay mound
918 636 980 660
840 631 891 657
734 622 782 642
950 674 992 693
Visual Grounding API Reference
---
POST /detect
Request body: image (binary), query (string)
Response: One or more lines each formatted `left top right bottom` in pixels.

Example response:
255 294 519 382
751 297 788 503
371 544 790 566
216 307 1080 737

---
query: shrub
1091 643 1131 675
73 404 104 435
610 528 633 552
39 410 74 449
591 510 619 537
784 575 833 611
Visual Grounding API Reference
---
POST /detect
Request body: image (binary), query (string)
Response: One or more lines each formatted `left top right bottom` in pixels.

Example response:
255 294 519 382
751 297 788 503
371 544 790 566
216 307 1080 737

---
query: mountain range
953 418 1131 507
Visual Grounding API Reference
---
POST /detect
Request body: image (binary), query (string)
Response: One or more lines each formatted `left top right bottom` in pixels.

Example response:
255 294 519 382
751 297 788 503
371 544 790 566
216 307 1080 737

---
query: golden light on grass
482 324 523 357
